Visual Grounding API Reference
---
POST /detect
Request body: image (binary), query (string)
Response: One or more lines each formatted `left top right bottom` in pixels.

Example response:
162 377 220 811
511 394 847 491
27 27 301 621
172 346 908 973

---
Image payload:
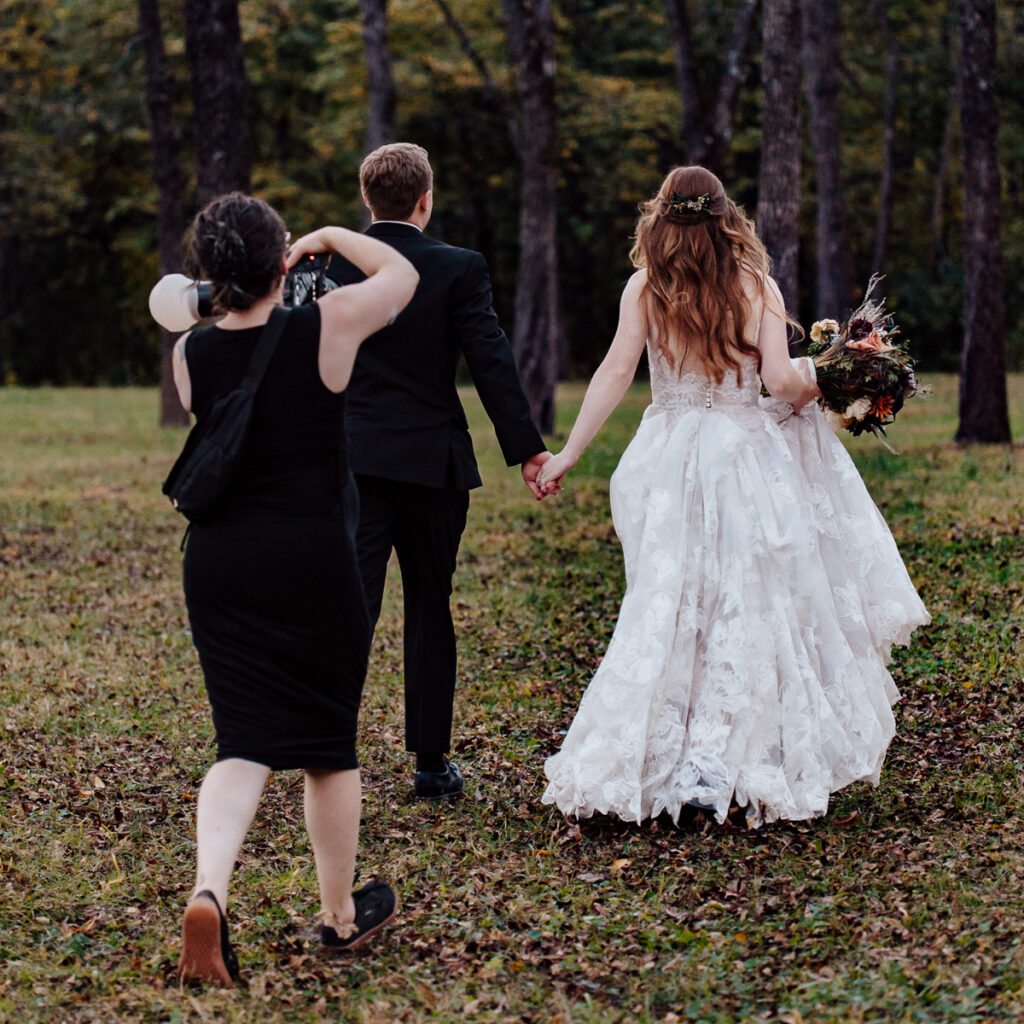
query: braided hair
185 193 288 313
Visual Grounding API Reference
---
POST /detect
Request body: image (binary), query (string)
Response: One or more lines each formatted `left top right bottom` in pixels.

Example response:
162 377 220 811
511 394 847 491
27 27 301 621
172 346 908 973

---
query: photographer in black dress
171 193 418 985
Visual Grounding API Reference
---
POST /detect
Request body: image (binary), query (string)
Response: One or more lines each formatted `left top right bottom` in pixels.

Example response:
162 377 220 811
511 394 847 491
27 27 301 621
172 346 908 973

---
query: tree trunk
955 0 1010 443
0 235 7 385
664 0 759 172
801 0 854 318
502 0 559 435
184 0 250 205
431 0 561 431
663 0 709 163
0 154 8 385
359 0 395 153
871 0 898 275
757 0 802 315
707 0 760 172
139 0 189 427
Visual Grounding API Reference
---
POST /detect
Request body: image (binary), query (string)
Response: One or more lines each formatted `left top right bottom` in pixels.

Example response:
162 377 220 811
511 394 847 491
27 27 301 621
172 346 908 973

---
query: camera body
283 252 338 307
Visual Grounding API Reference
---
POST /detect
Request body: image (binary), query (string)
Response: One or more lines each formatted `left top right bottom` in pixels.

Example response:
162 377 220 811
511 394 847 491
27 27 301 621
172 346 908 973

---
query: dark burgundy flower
848 318 873 341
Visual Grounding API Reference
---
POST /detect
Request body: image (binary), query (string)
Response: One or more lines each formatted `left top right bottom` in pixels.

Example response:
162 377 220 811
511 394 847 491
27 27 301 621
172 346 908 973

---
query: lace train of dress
542 353 929 827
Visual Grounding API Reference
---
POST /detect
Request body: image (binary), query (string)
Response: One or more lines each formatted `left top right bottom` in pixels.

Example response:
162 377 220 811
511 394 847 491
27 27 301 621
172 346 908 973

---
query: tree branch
430 0 519 146
710 0 760 152
663 0 709 162
359 0 396 152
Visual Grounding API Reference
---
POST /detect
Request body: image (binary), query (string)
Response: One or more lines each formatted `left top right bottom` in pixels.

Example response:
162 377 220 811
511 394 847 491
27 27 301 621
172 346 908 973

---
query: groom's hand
522 451 558 500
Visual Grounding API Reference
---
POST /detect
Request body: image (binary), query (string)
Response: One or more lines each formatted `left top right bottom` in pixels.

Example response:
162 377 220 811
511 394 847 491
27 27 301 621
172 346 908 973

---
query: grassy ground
0 376 1022 1023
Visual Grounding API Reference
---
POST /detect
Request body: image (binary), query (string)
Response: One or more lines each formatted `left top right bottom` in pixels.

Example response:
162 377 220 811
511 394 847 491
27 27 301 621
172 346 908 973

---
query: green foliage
0 377 1022 1021
1 0 1023 383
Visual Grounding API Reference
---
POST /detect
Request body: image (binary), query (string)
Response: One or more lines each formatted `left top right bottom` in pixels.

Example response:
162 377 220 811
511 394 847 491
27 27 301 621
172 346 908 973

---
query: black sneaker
414 758 464 801
319 881 398 953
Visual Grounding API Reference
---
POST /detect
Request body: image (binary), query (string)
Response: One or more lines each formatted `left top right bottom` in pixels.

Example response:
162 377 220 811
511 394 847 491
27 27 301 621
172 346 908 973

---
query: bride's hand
791 356 821 414
536 450 577 495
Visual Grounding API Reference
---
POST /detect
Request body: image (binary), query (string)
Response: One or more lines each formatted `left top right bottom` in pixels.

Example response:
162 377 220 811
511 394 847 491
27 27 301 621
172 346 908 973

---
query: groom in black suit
327 143 550 800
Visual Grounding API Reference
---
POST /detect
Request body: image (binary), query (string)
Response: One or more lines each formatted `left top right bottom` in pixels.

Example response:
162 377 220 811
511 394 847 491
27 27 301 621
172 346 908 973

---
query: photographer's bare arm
287 227 419 393
172 331 194 413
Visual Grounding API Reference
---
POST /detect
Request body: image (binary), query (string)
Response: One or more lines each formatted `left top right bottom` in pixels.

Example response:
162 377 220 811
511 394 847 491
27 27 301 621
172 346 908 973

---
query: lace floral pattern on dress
542 349 929 826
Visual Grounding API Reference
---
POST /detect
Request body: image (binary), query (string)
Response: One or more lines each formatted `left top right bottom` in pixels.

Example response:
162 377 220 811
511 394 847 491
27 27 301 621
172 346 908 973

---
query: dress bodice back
648 344 761 411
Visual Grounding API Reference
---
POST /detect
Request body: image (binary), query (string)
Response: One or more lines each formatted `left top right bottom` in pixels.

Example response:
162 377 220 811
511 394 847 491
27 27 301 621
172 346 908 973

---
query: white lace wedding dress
542 348 930 827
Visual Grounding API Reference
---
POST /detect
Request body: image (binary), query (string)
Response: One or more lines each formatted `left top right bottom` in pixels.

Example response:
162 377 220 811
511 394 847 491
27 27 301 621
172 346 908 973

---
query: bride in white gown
536 166 929 827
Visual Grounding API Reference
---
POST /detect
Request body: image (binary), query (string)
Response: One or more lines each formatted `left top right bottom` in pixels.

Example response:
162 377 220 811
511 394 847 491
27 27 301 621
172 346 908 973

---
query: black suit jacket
327 222 545 490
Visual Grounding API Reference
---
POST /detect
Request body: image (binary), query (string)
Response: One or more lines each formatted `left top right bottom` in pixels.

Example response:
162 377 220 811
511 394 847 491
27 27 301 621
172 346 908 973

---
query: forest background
0 0 1021 397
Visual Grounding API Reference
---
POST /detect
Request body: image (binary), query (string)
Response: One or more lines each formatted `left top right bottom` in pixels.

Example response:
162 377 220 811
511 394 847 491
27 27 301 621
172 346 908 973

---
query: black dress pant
355 474 470 754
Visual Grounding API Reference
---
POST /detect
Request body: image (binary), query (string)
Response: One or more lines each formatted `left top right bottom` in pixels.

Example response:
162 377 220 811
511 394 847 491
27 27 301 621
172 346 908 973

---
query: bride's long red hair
629 166 783 383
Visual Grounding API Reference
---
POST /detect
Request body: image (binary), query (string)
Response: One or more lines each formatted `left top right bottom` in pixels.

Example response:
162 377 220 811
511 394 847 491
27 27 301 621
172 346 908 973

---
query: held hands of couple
534 449 576 498
522 451 560 501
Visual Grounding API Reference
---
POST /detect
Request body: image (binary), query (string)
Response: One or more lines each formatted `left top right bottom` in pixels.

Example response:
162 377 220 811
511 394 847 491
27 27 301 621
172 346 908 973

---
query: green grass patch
1 377 1022 1023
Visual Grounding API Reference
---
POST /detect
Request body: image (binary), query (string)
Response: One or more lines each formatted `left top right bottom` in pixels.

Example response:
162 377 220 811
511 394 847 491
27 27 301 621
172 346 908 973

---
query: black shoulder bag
162 306 288 523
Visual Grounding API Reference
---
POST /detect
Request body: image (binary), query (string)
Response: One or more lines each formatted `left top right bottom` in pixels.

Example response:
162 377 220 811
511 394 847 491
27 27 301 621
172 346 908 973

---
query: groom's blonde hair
360 143 433 221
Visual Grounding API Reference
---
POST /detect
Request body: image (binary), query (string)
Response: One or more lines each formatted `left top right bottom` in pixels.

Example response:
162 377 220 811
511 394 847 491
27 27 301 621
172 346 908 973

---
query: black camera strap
241 305 289 394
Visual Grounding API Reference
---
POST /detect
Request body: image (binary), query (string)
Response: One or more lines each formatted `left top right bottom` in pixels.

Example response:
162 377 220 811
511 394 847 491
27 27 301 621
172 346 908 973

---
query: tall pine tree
138 0 189 426
956 0 1011 443
185 0 250 204
757 0 802 315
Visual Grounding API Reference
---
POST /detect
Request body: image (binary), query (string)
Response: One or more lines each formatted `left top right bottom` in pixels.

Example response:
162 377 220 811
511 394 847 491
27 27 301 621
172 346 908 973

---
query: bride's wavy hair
629 166 790 383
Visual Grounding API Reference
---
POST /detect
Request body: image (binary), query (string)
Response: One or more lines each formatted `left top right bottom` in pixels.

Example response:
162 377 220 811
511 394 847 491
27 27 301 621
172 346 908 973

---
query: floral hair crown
668 192 715 216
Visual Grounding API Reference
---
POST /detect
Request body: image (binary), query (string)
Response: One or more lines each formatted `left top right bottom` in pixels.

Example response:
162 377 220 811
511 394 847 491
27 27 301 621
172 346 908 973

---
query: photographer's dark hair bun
185 192 287 313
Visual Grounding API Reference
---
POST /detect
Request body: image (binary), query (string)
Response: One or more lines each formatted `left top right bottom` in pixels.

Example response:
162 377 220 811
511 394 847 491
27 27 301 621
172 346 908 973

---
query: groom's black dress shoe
414 758 464 801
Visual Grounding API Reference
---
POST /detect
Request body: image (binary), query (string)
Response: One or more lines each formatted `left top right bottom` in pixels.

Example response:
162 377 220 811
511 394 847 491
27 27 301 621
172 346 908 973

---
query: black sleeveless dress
181 303 369 771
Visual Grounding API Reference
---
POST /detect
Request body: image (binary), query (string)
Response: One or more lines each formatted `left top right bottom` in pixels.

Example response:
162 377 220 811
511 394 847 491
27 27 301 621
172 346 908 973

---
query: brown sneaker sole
178 897 234 986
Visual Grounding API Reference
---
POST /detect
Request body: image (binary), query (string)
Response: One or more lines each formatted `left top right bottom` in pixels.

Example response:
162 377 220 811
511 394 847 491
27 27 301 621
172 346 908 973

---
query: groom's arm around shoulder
449 248 545 466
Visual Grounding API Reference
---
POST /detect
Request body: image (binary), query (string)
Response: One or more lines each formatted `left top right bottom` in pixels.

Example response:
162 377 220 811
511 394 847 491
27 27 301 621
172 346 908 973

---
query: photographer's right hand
285 228 331 270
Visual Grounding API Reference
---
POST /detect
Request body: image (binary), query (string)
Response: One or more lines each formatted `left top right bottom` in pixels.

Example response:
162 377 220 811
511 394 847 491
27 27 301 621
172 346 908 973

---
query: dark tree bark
663 0 759 172
931 81 958 267
184 0 250 205
432 0 559 433
801 0 855 317
359 0 395 153
0 235 8 385
956 0 1011 443
0 154 8 385
757 0 802 315
871 0 898 275
663 0 708 162
501 0 559 434
138 0 189 426
708 0 760 168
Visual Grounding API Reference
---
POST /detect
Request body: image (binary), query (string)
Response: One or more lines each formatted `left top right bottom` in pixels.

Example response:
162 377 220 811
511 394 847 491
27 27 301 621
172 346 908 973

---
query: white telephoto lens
148 273 201 332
